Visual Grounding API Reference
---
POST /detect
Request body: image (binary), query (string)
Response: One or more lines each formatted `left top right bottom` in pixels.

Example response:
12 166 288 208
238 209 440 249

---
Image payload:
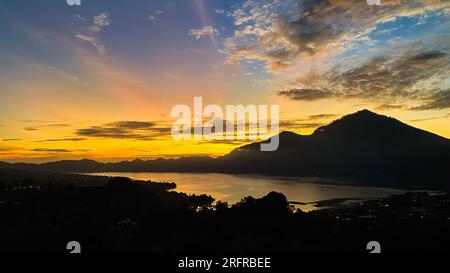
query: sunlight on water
89 172 408 211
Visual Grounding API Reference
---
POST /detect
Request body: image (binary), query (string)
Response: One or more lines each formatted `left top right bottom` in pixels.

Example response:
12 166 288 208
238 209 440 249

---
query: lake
89 172 413 211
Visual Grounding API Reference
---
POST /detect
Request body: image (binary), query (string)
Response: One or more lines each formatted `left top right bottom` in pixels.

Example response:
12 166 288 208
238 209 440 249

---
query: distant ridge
1 110 449 188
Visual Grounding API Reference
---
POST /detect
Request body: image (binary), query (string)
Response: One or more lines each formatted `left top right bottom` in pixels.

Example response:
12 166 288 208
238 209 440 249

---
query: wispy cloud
93 12 111 28
19 119 60 123
2 138 22 142
225 0 449 72
189 26 219 40
30 148 73 153
76 11 111 54
35 138 87 143
0 145 21 152
76 14 87 22
23 123 69 131
278 38 450 110
306 114 339 120
410 113 450 122
148 2 176 22
75 121 171 140
410 89 450 110
76 34 106 54
30 148 92 153
278 89 333 101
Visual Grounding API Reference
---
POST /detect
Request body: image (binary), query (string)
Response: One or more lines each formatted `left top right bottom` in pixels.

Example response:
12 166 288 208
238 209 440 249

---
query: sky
0 0 449 163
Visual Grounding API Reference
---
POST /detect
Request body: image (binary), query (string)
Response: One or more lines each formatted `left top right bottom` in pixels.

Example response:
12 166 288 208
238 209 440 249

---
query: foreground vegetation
0 174 449 253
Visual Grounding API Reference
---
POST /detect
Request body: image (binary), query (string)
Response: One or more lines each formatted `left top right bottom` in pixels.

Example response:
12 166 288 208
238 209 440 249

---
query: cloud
2 139 22 141
278 88 333 101
0 145 21 152
76 14 87 22
19 119 60 123
35 138 87 142
224 0 450 72
306 114 339 120
374 104 406 110
189 26 219 40
23 123 69 131
93 12 111 28
410 113 450 122
410 89 450 110
89 12 111 33
76 34 106 54
75 121 171 140
215 9 226 14
278 38 450 110
109 121 156 128
30 148 73 153
148 3 176 22
76 12 111 54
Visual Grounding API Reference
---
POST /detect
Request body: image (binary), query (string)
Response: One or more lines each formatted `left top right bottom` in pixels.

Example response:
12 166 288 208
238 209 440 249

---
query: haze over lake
89 172 410 211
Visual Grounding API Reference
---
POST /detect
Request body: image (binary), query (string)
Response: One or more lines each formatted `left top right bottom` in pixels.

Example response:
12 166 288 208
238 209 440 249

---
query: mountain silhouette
1 110 449 188
220 110 450 187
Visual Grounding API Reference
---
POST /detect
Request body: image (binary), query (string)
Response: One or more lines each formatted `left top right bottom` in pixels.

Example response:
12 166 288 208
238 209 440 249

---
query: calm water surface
89 172 411 211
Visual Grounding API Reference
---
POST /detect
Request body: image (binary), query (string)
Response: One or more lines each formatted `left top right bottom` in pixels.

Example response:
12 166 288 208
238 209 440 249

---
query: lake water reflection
90 172 409 211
